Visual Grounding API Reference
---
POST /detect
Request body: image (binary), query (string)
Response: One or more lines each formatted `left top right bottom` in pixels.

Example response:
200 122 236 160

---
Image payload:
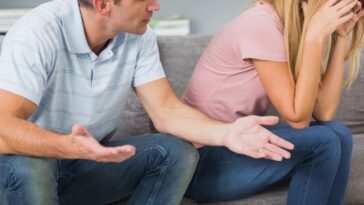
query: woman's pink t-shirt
182 2 287 123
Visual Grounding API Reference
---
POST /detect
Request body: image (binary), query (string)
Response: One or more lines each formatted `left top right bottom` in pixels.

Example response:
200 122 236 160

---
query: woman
182 0 364 204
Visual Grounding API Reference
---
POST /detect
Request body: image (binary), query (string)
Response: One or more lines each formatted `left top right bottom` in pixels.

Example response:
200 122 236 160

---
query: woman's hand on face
306 0 358 42
336 1 364 38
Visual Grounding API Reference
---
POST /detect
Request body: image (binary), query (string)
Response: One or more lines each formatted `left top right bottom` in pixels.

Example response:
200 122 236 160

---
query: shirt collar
60 0 91 54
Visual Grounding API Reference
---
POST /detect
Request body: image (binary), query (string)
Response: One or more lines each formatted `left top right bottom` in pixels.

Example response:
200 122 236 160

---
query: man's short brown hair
78 0 122 8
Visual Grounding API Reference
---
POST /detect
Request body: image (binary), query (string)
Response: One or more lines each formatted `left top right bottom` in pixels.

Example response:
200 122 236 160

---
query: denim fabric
0 134 199 205
185 121 352 205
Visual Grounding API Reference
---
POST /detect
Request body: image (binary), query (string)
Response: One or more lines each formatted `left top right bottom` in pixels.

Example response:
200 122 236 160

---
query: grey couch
1 35 363 205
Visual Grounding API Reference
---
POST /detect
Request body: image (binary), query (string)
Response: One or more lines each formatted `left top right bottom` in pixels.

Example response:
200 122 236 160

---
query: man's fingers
254 116 279 126
264 143 291 159
71 124 87 136
98 145 136 163
269 134 294 150
262 149 284 161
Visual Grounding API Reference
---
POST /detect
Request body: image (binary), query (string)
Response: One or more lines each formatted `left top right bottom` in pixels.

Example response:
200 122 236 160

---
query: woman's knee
305 126 342 160
316 121 353 152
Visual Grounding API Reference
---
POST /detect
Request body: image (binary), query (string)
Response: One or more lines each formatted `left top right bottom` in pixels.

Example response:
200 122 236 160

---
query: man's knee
146 134 199 173
0 155 58 204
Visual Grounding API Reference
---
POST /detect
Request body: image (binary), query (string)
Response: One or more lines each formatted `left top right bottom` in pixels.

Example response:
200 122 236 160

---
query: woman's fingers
336 0 359 16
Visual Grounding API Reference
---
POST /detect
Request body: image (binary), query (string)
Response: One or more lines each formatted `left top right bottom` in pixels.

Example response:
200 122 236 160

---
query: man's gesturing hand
223 116 294 161
67 125 136 163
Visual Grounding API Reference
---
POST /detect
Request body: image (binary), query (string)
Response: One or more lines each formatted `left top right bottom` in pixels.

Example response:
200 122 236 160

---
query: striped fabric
0 0 165 140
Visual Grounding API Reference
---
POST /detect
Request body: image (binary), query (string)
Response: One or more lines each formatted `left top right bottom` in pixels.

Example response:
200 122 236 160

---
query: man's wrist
56 134 83 160
218 123 233 147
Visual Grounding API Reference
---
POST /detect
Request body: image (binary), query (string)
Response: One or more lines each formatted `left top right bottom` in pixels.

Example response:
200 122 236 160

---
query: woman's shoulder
234 2 281 27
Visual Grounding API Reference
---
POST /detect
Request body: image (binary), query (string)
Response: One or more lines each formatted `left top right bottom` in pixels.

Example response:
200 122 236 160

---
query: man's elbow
151 116 168 133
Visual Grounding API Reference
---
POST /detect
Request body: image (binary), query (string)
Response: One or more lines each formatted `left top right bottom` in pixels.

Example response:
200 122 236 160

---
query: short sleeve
133 26 165 87
236 14 287 62
0 30 49 105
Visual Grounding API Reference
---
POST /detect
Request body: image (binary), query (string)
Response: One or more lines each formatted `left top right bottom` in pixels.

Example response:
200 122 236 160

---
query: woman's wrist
331 33 349 44
305 26 327 44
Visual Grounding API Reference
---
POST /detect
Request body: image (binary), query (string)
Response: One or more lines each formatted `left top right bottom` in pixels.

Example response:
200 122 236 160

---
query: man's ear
93 0 112 15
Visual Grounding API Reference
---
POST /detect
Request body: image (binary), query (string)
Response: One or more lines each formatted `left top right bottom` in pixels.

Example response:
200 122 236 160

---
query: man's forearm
152 102 229 146
0 114 74 159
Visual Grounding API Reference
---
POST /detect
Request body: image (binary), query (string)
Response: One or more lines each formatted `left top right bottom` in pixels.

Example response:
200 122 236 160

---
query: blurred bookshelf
0 9 30 35
150 15 190 36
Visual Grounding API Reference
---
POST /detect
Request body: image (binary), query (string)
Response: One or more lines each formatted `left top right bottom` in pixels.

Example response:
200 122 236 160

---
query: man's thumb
71 124 88 136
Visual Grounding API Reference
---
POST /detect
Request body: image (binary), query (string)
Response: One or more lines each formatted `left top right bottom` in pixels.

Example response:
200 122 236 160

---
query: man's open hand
223 116 294 161
67 125 136 163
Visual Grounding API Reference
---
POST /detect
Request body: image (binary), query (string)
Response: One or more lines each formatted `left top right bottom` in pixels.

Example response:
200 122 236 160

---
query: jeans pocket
0 163 21 191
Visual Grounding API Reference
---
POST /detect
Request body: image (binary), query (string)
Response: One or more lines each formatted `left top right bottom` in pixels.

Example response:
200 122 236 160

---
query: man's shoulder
3 1 66 53
6 1 63 41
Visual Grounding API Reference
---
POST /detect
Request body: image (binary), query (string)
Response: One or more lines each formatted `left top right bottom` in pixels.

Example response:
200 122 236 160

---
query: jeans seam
139 145 168 158
0 162 21 205
301 156 315 205
146 164 167 205
145 145 169 205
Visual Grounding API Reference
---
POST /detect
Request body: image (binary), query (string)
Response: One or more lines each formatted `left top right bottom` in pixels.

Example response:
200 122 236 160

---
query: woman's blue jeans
0 134 199 205
185 121 352 205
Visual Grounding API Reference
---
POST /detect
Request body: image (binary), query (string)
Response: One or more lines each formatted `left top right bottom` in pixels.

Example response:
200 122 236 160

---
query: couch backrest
1 35 363 137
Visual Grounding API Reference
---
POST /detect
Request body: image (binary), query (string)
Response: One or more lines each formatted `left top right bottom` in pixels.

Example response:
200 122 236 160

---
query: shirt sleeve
0 29 49 105
132 26 166 87
236 14 287 62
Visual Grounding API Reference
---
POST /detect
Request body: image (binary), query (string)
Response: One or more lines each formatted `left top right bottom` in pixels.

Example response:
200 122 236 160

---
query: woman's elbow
314 113 335 122
287 120 310 129
283 113 311 129
313 106 337 122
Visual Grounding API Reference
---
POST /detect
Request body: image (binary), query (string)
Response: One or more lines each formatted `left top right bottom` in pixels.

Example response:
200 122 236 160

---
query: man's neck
80 7 115 55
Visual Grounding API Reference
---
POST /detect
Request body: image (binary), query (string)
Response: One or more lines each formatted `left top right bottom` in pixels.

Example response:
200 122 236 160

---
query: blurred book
0 9 30 33
150 15 190 36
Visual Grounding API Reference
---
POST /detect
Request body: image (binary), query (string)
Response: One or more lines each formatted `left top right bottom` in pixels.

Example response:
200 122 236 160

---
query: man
0 0 293 204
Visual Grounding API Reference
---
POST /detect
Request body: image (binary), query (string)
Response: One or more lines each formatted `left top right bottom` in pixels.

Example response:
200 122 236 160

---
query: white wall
154 0 252 35
0 0 48 8
0 0 253 35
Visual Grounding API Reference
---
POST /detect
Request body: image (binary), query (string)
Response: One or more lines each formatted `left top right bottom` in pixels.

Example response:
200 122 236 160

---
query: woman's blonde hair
254 0 364 87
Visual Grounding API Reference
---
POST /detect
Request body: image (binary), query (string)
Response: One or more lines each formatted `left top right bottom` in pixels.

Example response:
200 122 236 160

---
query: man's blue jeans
0 134 199 205
185 121 352 205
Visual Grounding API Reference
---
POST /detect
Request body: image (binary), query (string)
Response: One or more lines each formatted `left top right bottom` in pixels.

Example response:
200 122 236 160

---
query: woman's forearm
313 35 349 121
289 36 324 125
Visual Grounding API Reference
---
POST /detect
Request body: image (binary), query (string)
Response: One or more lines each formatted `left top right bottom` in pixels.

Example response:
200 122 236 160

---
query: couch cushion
335 53 364 134
157 36 213 96
345 133 364 204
